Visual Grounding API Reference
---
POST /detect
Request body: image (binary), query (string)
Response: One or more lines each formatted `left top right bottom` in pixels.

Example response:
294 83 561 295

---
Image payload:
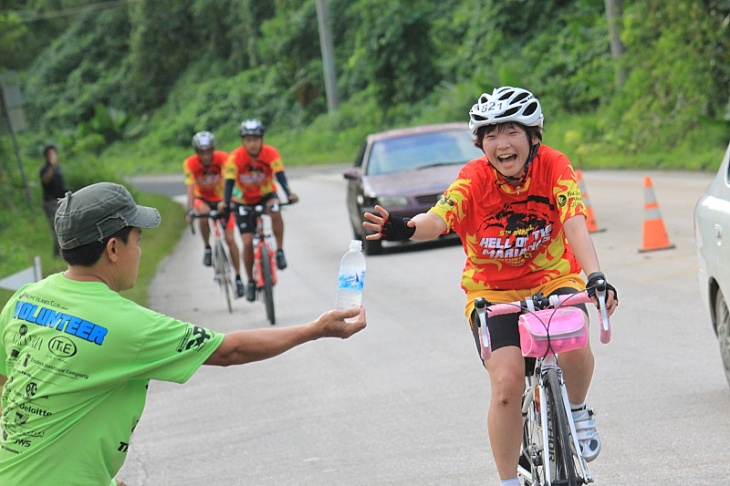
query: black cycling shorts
233 193 278 234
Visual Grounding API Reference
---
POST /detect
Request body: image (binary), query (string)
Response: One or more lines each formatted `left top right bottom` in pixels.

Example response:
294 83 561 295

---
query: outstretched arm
564 215 618 315
363 205 447 242
204 307 366 366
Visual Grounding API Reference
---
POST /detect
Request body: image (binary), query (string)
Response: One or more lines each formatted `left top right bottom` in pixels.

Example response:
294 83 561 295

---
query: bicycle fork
539 358 593 484
557 369 593 484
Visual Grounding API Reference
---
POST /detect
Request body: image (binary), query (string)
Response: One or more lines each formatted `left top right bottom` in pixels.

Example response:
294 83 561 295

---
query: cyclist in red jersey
223 119 299 302
363 87 618 486
184 131 245 297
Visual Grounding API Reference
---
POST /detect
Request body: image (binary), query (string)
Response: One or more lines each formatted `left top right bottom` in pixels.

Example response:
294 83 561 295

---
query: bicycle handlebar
188 209 229 235
235 200 293 216
474 279 612 360
189 201 294 235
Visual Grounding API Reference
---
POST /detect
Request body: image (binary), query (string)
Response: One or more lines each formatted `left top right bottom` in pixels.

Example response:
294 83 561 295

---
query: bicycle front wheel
214 242 233 314
544 368 579 486
259 247 275 324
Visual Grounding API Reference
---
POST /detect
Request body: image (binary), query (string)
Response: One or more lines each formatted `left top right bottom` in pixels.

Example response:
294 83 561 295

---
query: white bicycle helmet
192 131 216 150
468 86 544 135
239 119 265 137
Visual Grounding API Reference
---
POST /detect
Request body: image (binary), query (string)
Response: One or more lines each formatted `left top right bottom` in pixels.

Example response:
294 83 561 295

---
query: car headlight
376 195 409 208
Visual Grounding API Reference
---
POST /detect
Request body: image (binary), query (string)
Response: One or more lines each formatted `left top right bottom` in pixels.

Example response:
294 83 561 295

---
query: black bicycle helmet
239 119 265 137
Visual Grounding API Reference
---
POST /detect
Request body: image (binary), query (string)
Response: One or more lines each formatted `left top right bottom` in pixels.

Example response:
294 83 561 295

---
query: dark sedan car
343 123 484 255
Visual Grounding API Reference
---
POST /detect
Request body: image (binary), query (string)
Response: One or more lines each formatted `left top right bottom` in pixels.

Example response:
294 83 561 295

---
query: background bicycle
475 283 611 486
190 210 236 313
236 202 291 325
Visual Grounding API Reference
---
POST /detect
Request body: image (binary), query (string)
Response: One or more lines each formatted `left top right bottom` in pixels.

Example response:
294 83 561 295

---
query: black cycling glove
586 272 618 303
381 214 416 241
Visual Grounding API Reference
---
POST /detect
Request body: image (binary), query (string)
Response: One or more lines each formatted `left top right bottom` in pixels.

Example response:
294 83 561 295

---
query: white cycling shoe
572 406 601 462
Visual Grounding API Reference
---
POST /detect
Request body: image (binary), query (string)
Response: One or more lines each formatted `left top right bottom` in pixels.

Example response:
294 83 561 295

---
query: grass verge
0 192 187 309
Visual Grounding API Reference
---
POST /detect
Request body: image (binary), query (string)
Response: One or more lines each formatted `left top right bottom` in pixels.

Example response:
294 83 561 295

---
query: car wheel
714 289 730 388
362 235 383 255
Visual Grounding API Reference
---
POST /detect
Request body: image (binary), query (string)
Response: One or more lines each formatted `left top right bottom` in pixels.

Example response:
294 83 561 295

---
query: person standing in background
39 144 70 257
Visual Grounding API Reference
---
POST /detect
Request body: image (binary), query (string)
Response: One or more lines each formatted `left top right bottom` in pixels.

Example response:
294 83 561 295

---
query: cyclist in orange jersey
184 131 245 297
222 119 299 302
363 87 618 486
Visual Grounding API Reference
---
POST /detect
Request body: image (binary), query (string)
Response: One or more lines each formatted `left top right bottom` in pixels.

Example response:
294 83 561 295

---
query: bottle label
338 269 365 291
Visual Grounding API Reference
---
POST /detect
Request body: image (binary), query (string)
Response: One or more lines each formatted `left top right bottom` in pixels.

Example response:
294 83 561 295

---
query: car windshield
365 129 483 176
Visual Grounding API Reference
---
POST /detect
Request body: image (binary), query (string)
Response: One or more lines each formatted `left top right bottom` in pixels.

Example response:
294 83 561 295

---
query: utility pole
0 72 32 207
604 0 626 88
315 0 339 113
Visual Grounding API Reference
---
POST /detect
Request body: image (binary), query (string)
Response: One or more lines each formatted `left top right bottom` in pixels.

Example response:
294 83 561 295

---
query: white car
695 141 730 387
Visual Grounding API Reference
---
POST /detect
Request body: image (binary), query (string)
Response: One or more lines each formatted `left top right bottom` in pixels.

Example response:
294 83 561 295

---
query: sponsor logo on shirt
176 325 214 352
12 301 108 345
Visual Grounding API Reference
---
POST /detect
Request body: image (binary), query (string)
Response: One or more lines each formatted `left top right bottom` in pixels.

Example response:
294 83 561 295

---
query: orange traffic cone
639 175 675 252
576 169 605 233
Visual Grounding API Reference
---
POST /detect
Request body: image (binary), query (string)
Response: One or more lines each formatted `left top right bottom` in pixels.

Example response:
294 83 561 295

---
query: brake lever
594 279 611 344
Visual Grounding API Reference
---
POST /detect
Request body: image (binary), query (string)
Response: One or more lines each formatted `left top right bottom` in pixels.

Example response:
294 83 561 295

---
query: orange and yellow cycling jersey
429 145 587 294
223 145 284 204
183 151 228 201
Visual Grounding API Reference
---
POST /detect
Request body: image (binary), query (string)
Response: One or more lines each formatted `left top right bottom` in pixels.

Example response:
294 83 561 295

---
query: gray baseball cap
55 182 161 250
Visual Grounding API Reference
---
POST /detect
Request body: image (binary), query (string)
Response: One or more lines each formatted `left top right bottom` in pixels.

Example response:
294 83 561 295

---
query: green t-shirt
0 273 224 485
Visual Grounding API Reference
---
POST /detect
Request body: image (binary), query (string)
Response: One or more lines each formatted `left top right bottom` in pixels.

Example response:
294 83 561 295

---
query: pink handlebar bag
518 307 588 357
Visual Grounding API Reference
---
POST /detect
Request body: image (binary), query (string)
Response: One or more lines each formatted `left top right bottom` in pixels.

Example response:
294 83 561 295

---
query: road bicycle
190 210 235 313
236 202 290 325
474 280 611 486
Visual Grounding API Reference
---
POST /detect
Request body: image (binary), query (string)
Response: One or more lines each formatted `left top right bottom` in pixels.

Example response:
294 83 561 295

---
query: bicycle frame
475 285 611 486
237 202 289 325
190 210 235 313
239 203 278 287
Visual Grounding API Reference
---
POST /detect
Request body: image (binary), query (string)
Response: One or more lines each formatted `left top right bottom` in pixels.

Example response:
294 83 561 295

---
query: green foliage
346 0 440 115
3 0 728 173
601 0 730 152
0 12 28 69
22 7 132 128
127 0 192 111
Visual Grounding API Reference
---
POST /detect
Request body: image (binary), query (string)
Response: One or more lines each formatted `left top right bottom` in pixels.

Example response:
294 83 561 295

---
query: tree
128 0 193 111
347 0 440 113
604 0 626 88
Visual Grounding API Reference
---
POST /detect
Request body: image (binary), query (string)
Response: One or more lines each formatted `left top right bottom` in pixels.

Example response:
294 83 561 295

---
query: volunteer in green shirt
0 182 367 486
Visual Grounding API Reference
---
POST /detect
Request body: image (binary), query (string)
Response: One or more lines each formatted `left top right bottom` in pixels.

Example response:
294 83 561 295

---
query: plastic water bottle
335 240 366 314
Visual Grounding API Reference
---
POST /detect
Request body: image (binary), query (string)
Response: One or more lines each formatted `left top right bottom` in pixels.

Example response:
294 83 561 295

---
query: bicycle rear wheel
259 247 275 324
214 242 233 314
544 368 580 485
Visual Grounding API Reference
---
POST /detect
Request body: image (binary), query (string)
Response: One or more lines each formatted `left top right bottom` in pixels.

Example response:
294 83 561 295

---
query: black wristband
586 272 618 302
586 272 605 284
381 214 416 241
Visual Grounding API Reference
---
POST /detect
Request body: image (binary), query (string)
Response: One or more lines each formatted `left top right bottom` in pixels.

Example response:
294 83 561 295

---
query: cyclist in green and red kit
184 131 245 297
222 119 299 302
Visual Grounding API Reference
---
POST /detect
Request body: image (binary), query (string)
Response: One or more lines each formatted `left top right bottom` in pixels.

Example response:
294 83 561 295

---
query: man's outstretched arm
204 307 366 366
